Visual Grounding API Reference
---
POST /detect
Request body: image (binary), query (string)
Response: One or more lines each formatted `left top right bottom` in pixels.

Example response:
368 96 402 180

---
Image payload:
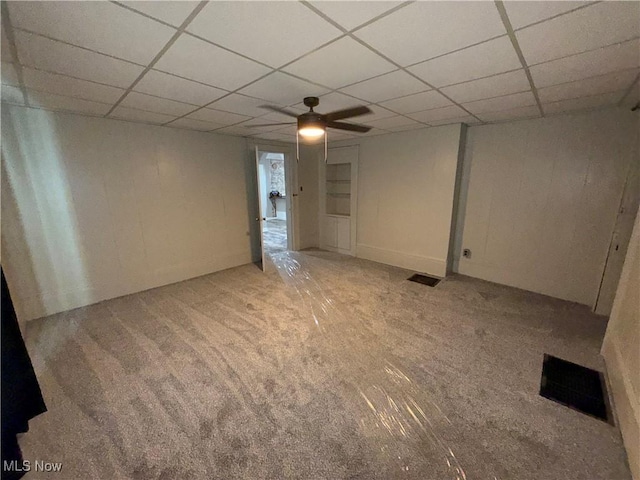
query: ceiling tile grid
338 70 429 103
133 69 228 106
1 0 637 137
407 36 522 88
186 1 342 69
7 1 177 65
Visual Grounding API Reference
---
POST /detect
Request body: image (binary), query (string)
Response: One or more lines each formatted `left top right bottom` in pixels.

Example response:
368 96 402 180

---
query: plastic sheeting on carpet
271 250 468 479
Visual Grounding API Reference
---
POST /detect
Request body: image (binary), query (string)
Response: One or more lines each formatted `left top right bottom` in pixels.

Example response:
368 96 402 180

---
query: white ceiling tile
543 91 624 115
27 89 110 116
187 2 342 68
1 29 14 63
429 115 481 127
8 1 176 65
1 84 25 104
407 105 469 123
282 37 395 89
360 104 397 122
259 109 305 123
530 39 640 88
22 68 124 104
214 124 269 137
359 128 391 137
252 131 294 143
339 70 428 102
407 36 521 87
119 91 195 116
327 132 358 142
354 1 505 66
366 115 419 129
110 105 176 124
505 1 593 30
15 31 144 88
155 35 271 91
538 69 639 104
238 72 329 106
273 124 298 134
477 105 541 122
238 118 291 133
309 1 403 30
464 91 537 115
621 80 639 108
379 90 453 114
168 117 223 131
188 108 251 125
385 122 428 133
119 1 199 27
517 2 640 65
135 70 227 106
441 70 531 104
207 94 273 117
1 63 19 85
215 127 246 137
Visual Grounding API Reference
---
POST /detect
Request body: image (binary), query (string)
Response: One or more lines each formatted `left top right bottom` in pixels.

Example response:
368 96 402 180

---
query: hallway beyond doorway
263 218 287 254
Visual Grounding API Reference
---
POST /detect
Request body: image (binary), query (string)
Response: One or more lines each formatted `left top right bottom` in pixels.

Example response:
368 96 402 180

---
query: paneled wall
1 105 250 321
297 144 321 250
601 206 640 480
453 108 638 306
333 125 464 277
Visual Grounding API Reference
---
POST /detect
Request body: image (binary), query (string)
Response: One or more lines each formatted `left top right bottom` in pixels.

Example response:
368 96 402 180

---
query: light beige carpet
19 250 631 479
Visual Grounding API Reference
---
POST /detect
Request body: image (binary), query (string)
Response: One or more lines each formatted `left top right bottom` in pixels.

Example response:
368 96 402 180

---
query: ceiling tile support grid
281 0 605 113
618 71 640 107
156 1 417 131
104 1 209 116
9 16 635 120
4 0 636 133
494 0 544 117
1 2 30 106
299 1 484 125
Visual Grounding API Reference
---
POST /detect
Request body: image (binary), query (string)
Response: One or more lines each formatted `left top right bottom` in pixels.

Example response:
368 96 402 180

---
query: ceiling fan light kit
251 97 374 162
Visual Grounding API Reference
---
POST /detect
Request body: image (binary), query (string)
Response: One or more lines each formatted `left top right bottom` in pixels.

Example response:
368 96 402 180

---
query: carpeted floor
263 218 287 254
20 250 631 479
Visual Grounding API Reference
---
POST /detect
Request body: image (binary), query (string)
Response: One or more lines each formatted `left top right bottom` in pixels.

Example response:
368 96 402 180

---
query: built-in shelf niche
326 163 351 216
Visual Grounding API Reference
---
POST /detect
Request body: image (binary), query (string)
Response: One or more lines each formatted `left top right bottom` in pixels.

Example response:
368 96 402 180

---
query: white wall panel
297 144 321 249
1 105 250 321
333 125 463 277
454 108 638 306
601 206 640 480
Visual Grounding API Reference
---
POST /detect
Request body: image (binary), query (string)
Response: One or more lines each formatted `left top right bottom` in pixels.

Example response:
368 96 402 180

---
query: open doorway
249 144 300 272
258 152 288 255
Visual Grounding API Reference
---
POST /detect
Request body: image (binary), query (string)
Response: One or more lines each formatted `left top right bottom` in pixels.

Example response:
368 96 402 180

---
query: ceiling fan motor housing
298 111 325 130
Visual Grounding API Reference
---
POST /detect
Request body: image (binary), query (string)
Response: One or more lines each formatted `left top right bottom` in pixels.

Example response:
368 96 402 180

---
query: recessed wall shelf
320 146 358 256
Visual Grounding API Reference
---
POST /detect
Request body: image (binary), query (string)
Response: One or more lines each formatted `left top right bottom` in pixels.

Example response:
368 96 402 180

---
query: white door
595 164 639 314
254 145 266 271
283 150 297 250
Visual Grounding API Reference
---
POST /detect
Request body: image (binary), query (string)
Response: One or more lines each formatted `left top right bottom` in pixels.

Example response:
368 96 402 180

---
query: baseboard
19 250 252 322
602 339 640 480
453 257 594 306
356 243 447 277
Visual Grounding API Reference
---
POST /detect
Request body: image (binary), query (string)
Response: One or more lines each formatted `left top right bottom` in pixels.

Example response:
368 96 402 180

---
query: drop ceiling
1 1 638 143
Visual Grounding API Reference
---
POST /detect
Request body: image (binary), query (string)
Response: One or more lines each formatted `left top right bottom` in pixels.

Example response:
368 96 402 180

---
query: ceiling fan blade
324 105 372 122
260 105 299 118
246 122 295 128
327 121 371 133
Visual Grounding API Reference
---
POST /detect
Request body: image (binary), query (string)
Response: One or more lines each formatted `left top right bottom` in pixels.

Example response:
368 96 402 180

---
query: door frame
251 141 299 254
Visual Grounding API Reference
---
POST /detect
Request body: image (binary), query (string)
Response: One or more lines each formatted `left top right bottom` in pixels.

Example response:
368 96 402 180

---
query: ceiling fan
249 96 373 139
